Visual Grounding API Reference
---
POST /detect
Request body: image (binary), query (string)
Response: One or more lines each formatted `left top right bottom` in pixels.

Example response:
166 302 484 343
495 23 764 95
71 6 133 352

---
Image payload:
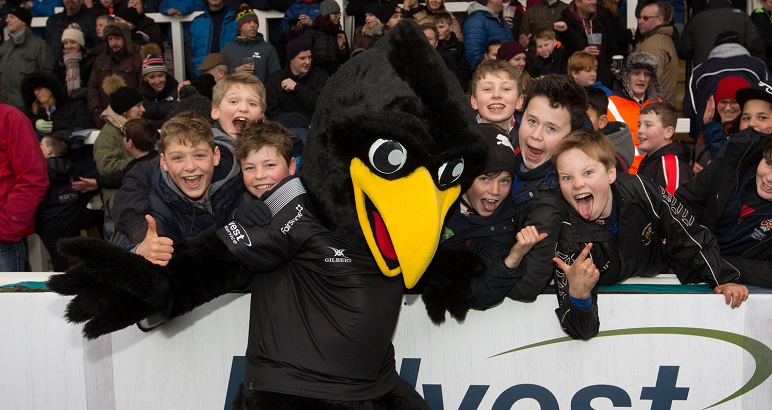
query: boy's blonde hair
212 72 267 111
552 130 616 172
160 112 215 152
234 121 295 165
469 59 522 96
567 51 598 74
535 28 556 41
640 102 678 129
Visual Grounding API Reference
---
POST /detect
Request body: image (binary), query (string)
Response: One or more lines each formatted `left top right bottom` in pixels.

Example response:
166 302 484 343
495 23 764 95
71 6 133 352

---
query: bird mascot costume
47 20 487 409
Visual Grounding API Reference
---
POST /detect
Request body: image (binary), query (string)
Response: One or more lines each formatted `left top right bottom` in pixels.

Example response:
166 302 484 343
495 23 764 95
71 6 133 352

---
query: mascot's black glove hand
46 237 171 339
420 249 486 325
233 199 272 227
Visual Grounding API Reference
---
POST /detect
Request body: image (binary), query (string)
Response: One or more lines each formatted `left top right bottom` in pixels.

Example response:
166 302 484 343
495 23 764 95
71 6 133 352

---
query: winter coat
556 4 618 88
638 141 693 195
351 24 383 54
0 103 49 243
527 46 566 78
462 2 515 71
53 50 96 102
140 75 179 128
35 156 92 238
751 7 772 70
44 5 99 59
676 128 772 288
424 6 464 41
0 28 55 109
437 32 470 90
94 108 133 205
280 0 321 33
21 71 94 133
265 66 328 121
87 23 143 128
221 34 281 83
634 25 678 105
601 120 634 172
301 16 350 76
187 7 237 77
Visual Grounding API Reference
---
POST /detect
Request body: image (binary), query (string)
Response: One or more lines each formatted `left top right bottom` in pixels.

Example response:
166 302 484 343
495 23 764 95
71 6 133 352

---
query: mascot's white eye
437 158 464 187
368 139 407 174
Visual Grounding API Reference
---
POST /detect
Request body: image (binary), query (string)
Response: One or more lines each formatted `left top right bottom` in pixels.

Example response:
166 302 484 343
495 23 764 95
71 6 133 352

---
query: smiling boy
636 102 693 195
234 120 298 199
552 130 748 326
470 59 522 140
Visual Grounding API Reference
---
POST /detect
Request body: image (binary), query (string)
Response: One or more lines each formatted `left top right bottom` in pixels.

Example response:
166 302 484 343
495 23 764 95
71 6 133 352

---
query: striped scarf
62 52 83 96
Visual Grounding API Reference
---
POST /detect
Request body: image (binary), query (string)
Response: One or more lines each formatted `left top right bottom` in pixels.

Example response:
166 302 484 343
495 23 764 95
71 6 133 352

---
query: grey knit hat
319 0 341 16
620 51 661 101
177 85 214 124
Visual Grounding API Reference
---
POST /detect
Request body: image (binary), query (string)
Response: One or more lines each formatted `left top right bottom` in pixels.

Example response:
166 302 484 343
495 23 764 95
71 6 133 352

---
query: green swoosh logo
490 327 772 409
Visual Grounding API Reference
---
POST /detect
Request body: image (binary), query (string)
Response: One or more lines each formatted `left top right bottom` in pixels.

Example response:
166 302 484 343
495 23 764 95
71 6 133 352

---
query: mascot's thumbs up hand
46 237 172 339
420 249 486 325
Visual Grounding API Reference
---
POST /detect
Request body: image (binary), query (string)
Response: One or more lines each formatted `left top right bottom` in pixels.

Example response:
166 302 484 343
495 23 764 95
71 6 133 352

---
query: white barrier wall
2 281 771 410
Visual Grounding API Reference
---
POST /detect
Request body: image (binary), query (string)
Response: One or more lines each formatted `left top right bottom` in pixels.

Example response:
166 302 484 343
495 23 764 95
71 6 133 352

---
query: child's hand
504 225 547 269
703 95 716 125
553 243 599 300
71 177 98 193
714 283 749 309
135 215 174 266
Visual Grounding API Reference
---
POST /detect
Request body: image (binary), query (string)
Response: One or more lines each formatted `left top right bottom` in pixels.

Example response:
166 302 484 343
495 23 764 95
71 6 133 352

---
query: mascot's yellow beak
350 158 460 289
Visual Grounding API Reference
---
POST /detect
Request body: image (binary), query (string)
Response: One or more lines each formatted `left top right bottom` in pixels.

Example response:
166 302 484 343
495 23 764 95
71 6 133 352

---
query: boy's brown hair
160 112 215 152
535 28 556 41
552 130 616 172
432 11 453 26
763 135 772 163
567 51 598 74
522 74 589 131
42 132 71 157
212 71 267 111
234 120 295 165
123 118 159 152
640 102 678 129
469 59 522 96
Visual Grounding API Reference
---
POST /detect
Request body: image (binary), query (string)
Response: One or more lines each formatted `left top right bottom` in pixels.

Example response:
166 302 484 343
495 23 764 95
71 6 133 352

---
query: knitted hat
177 85 214 123
620 51 661 101
736 80 772 109
190 73 216 100
363 3 383 21
197 53 229 72
141 44 167 77
715 76 750 101
496 41 527 63
115 7 141 27
478 123 516 176
319 0 341 16
286 38 312 62
61 27 86 47
382 4 403 22
8 7 32 28
236 7 258 31
103 75 143 115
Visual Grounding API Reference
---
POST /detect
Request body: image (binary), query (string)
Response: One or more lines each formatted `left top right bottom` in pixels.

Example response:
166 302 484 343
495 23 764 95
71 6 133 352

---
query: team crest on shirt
752 219 772 240
641 222 653 246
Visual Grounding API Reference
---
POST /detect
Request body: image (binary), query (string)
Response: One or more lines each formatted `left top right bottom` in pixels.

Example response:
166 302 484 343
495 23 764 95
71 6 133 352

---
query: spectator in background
751 0 772 70
22 71 93 135
281 0 320 36
44 0 99 60
402 0 429 24
89 14 114 57
633 2 677 105
159 0 203 57
351 3 384 55
425 0 463 41
115 5 165 55
568 51 611 96
496 41 531 94
463 0 514 71
519 0 567 61
527 28 566 78
0 7 55 110
382 3 404 35
636 102 693 195
435 11 469 90
138 44 178 128
302 0 349 76
265 38 327 121
222 6 281 83
683 31 770 140
554 0 618 88
197 52 230 83
36 131 103 272
0 99 49 272
678 0 765 66
87 22 143 127
693 76 748 173
186 0 237 77
54 27 95 102
20 0 62 19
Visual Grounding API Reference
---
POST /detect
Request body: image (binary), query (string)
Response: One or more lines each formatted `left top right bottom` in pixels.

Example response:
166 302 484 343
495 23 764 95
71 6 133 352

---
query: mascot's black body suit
47 20 487 409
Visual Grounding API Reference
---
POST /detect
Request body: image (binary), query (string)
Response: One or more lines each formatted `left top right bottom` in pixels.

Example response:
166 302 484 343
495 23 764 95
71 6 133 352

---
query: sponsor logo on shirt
281 204 304 234
224 221 252 247
325 247 352 263
752 219 772 240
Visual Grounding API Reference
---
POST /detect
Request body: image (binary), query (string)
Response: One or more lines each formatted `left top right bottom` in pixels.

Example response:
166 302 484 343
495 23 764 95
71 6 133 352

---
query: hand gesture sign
553 243 599 300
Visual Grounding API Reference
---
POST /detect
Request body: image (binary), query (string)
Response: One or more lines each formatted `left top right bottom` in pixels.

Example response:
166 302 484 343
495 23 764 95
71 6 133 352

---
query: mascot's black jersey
217 176 405 401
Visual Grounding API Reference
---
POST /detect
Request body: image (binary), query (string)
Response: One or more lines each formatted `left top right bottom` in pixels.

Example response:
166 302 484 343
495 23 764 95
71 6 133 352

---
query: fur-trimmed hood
21 71 68 109
620 51 662 101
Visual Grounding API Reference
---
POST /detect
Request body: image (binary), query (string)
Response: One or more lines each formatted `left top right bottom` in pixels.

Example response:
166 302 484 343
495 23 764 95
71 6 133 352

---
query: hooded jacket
638 141 693 196
221 34 281 83
0 27 55 109
601 120 634 171
634 25 678 104
87 23 143 128
21 71 94 132
139 75 179 128
463 2 515 71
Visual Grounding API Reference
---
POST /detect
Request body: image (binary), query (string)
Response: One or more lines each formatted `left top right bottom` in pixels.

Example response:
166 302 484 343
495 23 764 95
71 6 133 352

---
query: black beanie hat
110 87 144 115
115 7 141 27
8 7 32 28
478 123 516 175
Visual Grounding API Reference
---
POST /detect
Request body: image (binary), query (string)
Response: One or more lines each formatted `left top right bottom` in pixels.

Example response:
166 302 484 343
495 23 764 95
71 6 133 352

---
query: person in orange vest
606 51 662 173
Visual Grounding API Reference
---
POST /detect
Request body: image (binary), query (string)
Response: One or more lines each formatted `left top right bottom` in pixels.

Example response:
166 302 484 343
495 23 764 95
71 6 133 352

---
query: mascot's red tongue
373 211 397 260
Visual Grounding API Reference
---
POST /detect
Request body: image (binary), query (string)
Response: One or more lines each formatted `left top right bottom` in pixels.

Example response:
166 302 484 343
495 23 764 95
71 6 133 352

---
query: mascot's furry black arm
47 233 252 339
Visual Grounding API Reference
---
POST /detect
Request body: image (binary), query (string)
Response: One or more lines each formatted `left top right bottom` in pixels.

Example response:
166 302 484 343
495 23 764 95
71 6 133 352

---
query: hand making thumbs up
134 214 175 266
